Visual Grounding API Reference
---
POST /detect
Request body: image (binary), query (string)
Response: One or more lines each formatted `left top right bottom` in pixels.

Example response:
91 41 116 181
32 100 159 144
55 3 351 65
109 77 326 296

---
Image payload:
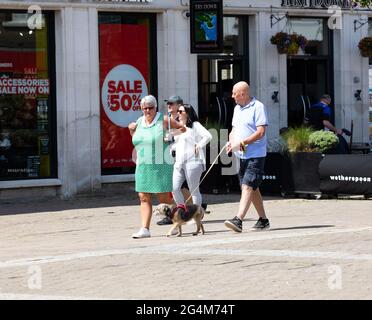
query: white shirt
172 121 212 167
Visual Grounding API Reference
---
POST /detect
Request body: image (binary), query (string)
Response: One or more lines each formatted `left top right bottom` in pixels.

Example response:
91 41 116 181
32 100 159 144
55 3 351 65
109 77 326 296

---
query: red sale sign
99 23 150 169
101 64 147 128
0 50 50 96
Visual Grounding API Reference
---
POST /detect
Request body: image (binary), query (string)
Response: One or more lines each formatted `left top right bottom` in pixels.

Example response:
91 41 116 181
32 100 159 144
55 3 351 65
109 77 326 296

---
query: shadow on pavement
269 225 335 231
203 193 288 205
0 193 140 216
0 192 288 217
203 218 256 224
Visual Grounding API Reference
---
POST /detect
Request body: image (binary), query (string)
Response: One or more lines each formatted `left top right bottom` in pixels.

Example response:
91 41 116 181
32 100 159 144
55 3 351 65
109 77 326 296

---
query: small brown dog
153 203 205 237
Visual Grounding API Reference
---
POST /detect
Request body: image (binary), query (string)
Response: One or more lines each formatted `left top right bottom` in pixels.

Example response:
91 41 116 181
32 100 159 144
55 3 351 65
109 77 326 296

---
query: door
287 57 330 127
197 57 245 193
198 57 243 130
286 17 334 128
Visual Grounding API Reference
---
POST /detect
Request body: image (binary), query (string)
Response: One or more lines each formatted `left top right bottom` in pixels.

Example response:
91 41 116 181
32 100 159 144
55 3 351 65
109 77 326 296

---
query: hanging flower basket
270 32 308 55
358 37 372 58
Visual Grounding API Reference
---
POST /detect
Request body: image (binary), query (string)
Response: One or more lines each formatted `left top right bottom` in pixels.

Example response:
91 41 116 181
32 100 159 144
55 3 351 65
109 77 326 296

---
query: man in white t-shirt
224 81 270 232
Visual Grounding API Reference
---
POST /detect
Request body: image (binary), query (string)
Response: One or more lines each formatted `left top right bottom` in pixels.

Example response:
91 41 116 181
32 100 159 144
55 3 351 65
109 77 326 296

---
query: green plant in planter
282 126 315 152
309 130 339 153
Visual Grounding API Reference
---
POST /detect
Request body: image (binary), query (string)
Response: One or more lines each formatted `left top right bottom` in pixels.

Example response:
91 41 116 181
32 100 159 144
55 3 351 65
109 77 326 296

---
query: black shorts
238 157 265 190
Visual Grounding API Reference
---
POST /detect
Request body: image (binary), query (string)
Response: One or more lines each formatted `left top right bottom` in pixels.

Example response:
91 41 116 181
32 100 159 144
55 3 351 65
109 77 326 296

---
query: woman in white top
171 104 212 206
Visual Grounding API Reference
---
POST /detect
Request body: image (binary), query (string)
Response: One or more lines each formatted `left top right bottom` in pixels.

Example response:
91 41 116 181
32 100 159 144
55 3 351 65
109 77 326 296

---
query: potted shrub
284 126 314 152
308 130 339 153
281 126 324 195
358 37 372 58
270 32 308 55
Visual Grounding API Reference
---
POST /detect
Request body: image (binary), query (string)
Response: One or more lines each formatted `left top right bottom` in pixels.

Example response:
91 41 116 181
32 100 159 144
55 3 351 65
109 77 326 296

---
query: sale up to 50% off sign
101 64 148 128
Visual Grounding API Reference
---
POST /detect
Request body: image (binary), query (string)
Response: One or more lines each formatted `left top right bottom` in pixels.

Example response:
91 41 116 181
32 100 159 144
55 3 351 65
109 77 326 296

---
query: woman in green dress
129 95 185 238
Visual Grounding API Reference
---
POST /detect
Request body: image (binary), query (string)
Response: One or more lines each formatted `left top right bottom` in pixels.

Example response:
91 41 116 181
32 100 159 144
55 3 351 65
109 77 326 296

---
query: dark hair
182 104 199 128
320 94 331 101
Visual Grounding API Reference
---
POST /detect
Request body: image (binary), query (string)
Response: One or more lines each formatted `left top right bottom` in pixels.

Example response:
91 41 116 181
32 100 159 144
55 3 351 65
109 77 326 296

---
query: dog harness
165 204 190 219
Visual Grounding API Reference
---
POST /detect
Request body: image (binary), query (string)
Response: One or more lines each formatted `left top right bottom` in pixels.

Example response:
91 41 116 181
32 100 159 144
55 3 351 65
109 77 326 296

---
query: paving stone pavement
0 193 372 300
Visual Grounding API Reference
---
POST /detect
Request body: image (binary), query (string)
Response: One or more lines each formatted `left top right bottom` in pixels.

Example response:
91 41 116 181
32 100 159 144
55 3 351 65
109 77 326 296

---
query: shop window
0 10 56 180
98 13 156 175
288 18 329 56
223 16 244 55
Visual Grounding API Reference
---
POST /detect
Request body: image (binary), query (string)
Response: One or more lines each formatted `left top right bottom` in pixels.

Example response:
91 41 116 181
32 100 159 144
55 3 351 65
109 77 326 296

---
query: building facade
0 0 371 200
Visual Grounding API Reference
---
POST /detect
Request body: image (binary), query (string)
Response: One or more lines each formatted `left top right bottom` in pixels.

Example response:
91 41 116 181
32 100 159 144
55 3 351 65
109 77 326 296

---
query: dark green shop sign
190 0 223 53
281 0 352 8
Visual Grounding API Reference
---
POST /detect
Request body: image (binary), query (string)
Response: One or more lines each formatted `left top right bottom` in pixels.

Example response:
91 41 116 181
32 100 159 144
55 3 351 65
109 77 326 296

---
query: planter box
319 154 372 196
202 151 326 196
261 152 323 196
286 152 323 194
260 152 285 195
263 153 372 197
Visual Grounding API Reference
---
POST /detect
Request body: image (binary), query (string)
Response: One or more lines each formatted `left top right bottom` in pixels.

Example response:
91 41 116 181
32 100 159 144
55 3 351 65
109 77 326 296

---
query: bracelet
240 141 246 152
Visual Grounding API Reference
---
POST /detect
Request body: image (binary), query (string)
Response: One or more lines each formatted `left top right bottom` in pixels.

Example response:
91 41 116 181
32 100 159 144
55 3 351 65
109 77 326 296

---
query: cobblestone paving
0 194 371 299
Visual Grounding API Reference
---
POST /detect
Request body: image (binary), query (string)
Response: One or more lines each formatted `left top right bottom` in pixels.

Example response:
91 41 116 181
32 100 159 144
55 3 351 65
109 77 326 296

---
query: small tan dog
153 203 205 237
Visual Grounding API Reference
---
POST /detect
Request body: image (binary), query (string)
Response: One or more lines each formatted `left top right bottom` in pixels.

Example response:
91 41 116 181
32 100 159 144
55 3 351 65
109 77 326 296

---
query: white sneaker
132 228 151 239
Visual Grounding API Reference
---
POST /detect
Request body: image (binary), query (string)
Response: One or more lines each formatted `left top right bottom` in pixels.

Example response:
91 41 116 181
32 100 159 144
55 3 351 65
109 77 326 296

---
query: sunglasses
142 106 155 111
177 110 186 114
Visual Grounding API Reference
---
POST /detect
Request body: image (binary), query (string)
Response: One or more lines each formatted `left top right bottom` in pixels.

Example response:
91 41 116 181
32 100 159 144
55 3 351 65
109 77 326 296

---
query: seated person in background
306 94 342 135
306 94 349 154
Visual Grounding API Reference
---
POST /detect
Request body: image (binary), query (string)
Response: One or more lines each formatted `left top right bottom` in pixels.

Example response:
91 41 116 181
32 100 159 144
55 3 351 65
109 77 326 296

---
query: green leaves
282 126 315 152
351 0 372 7
309 130 339 153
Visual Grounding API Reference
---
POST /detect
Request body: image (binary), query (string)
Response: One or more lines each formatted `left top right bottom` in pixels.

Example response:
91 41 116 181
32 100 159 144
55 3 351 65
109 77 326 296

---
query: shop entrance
197 57 246 194
197 15 249 130
287 57 331 127
285 17 334 128
196 16 249 193
197 57 245 130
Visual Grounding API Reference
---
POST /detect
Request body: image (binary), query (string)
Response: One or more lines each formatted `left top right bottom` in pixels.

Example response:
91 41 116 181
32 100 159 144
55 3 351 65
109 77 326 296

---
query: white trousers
172 162 204 205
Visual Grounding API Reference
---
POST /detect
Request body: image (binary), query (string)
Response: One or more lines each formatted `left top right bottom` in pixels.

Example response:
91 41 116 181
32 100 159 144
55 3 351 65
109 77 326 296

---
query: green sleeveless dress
132 113 173 193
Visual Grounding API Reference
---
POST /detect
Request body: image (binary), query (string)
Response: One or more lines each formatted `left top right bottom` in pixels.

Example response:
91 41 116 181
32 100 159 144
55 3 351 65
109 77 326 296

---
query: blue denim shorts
238 157 265 190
